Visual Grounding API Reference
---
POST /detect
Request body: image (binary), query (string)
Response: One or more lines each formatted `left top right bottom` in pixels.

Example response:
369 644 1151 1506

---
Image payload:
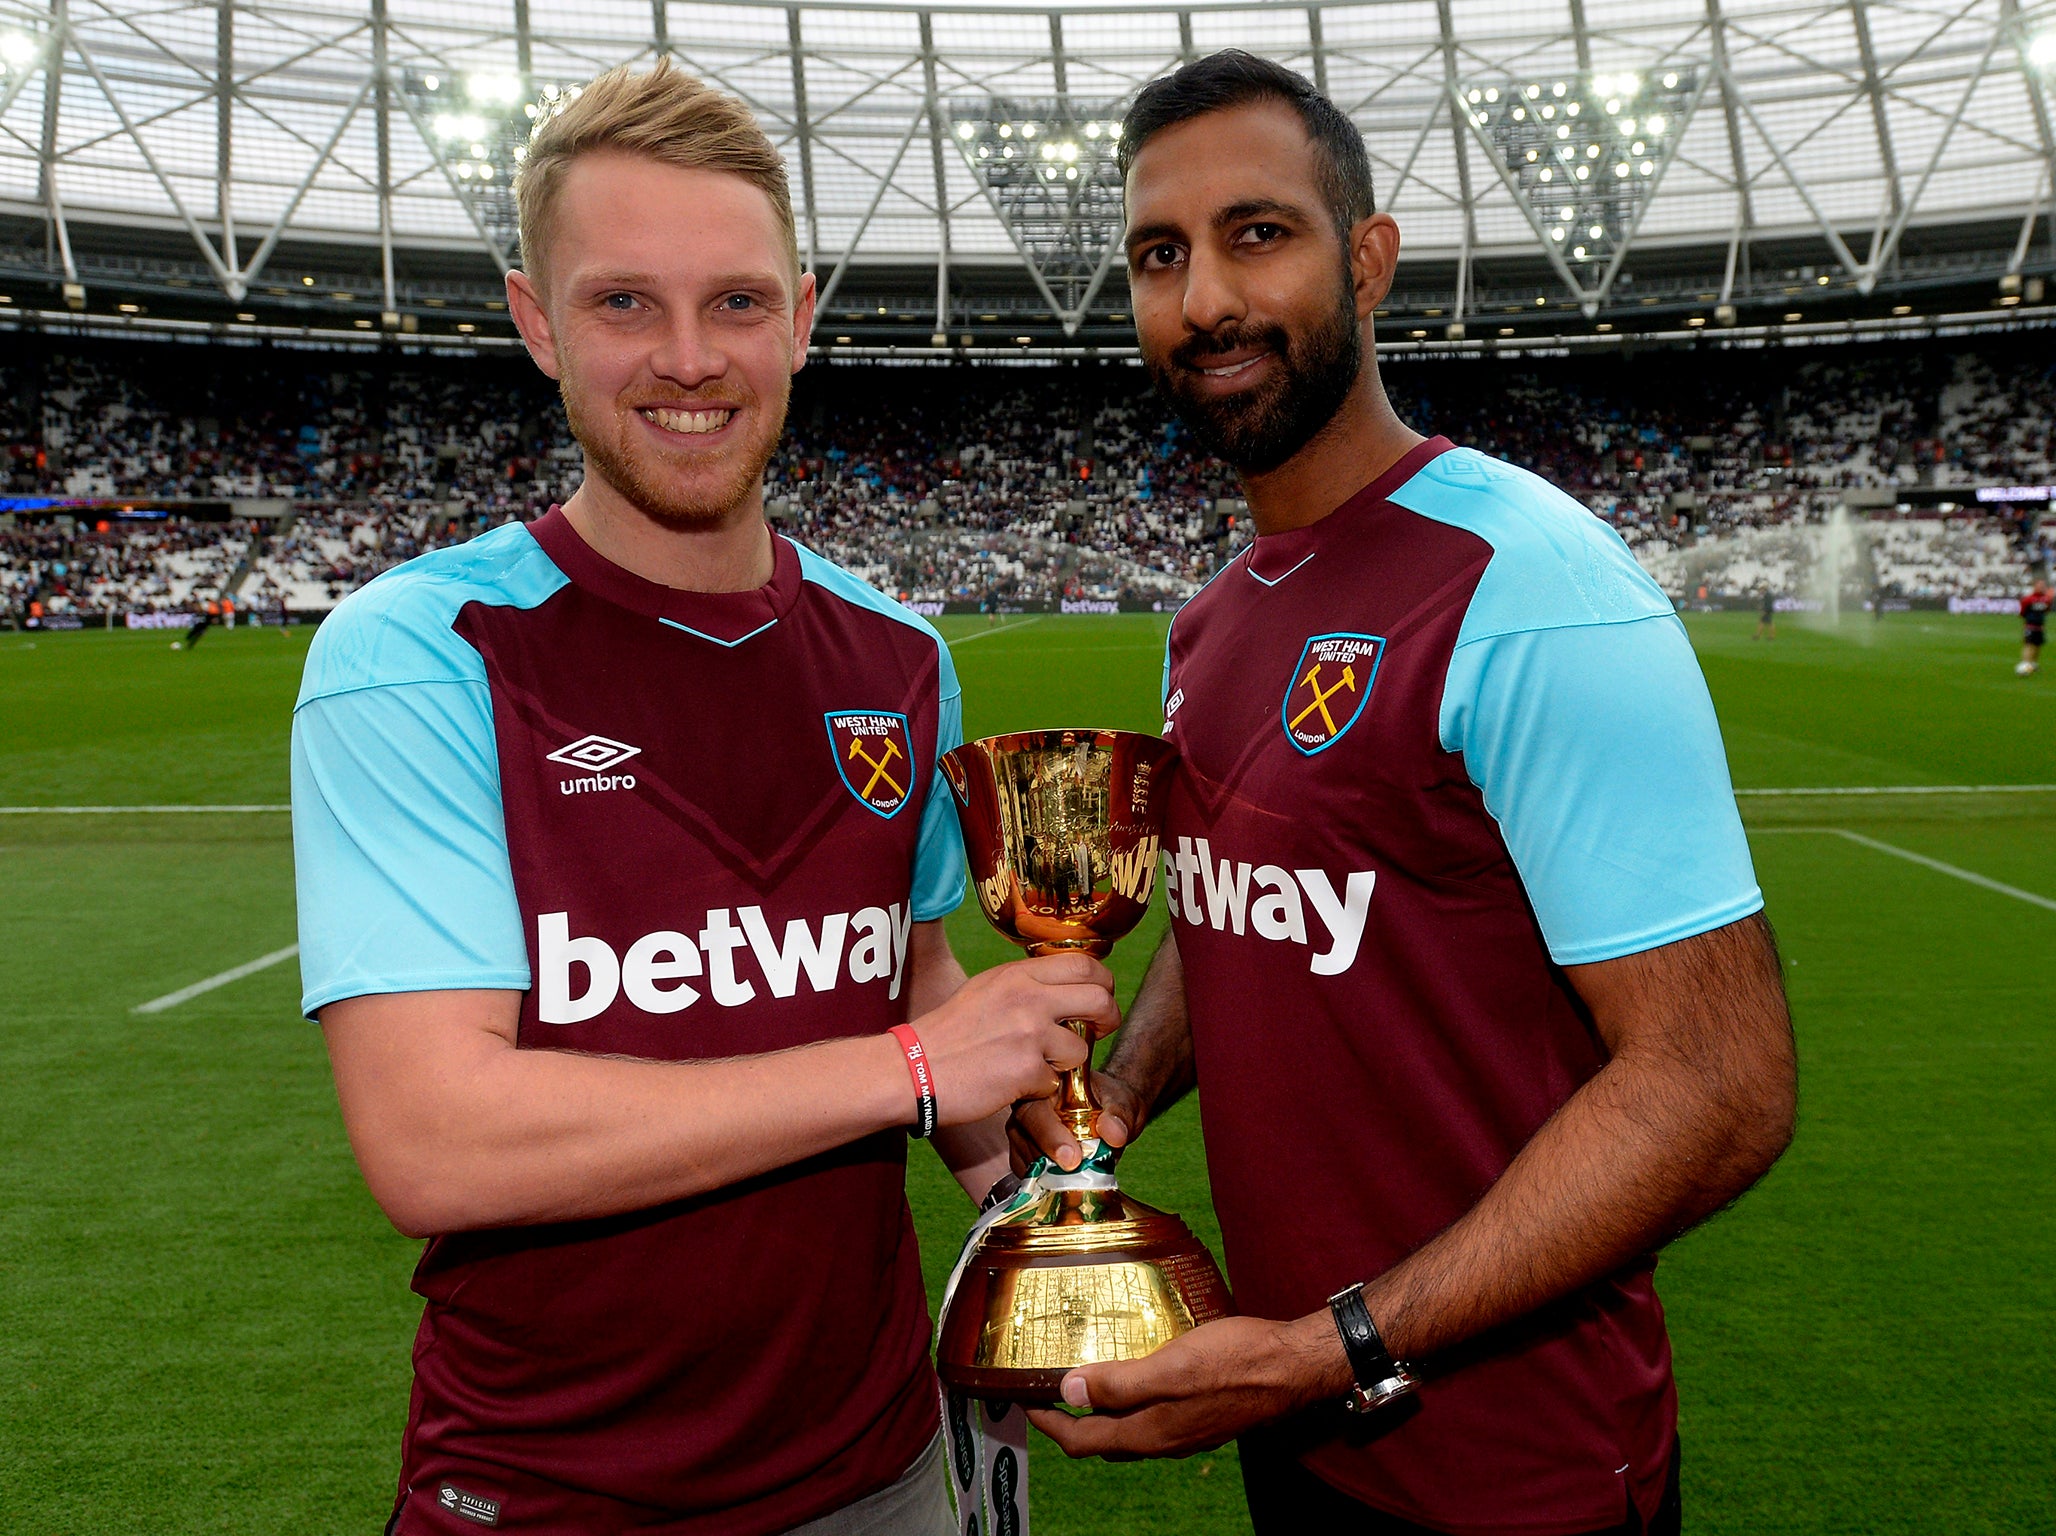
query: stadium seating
2 335 2049 622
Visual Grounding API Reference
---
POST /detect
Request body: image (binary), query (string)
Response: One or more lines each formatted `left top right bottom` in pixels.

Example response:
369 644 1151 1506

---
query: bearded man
290 62 1117 1534
1012 51 1798 1536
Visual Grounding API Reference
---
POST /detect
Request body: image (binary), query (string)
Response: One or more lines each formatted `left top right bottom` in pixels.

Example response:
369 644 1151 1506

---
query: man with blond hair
291 61 1114 1533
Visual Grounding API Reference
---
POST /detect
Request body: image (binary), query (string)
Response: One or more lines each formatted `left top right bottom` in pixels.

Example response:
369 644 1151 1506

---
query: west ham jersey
1161 439 1761 1535
292 510 965 1534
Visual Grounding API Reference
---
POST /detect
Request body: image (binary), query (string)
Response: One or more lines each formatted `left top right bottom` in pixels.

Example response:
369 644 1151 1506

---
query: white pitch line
1753 828 2056 913
945 616 1042 647
0 804 291 814
133 944 300 1014
1734 785 2056 798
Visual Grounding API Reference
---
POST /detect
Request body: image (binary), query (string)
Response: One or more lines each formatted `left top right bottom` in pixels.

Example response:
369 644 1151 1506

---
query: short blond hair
515 59 800 292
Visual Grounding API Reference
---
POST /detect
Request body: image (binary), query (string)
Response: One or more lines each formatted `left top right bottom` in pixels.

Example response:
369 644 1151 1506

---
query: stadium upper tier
0 335 2048 618
0 0 2052 341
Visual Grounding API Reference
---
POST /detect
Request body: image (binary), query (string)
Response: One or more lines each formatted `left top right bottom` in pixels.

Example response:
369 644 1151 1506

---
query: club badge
1282 633 1384 755
826 710 915 817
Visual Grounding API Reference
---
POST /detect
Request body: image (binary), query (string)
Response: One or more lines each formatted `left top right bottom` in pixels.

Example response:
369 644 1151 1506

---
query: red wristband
889 1024 939 1139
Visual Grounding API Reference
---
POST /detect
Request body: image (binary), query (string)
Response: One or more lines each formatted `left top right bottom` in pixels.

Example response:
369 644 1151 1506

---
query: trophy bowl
936 729 1232 1403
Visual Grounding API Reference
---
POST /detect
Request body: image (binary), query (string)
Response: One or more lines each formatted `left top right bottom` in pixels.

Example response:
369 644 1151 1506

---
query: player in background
1012 52 1796 1535
1754 584 1777 639
292 63 1114 1535
2019 570 2050 676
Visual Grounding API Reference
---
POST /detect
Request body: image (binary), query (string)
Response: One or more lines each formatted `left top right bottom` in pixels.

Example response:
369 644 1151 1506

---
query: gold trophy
936 729 1232 1403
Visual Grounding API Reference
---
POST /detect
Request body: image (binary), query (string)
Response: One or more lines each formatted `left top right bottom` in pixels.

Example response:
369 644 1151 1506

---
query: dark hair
1118 50 1375 235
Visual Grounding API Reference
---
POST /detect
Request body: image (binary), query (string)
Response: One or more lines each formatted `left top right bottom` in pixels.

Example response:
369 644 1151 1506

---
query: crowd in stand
1 333 2049 624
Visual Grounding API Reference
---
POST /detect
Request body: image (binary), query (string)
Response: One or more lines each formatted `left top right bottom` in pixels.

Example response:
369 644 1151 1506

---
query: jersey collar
526 505 802 644
1241 435 1456 586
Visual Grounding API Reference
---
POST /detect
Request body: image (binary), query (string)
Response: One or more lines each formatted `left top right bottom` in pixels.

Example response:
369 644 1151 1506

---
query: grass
0 611 2050 1533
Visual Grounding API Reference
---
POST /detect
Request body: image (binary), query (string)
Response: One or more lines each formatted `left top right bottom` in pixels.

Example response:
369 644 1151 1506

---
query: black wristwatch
1327 1283 1417 1414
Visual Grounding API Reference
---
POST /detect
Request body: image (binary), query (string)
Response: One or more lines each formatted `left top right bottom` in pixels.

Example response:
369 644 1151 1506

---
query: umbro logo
548 734 642 772
549 734 641 796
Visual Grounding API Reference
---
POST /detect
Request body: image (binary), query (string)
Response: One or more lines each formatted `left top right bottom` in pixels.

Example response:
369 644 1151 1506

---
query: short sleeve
911 689 967 922
292 680 530 1016
1440 613 1763 966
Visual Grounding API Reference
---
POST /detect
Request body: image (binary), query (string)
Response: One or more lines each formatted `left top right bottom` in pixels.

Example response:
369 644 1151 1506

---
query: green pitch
0 611 2049 1533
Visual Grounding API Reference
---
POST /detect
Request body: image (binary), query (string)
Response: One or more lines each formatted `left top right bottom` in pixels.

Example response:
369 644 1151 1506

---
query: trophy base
936 1185 1233 1405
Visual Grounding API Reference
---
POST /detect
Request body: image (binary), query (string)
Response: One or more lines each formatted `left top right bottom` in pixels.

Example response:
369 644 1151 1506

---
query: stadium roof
0 0 2051 342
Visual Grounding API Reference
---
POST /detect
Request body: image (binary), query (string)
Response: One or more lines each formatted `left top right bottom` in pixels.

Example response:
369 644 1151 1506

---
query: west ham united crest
825 711 915 817
1282 632 1384 755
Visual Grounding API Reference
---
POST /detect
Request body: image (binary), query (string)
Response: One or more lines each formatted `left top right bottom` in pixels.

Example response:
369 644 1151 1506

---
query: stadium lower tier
1 335 2049 618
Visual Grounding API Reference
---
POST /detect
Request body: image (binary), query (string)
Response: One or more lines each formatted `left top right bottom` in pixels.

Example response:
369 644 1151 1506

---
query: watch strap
1327 1283 1416 1413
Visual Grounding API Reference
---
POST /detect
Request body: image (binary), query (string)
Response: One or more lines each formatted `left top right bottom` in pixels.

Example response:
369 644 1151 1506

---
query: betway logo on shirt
1162 836 1375 975
537 901 914 1024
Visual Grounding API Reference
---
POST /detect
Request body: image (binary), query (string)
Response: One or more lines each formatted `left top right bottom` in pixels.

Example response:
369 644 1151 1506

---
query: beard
1145 267 1363 477
562 368 789 529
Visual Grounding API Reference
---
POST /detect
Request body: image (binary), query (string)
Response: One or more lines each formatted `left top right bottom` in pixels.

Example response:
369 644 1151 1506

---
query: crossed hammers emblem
847 733 906 800
1288 661 1357 736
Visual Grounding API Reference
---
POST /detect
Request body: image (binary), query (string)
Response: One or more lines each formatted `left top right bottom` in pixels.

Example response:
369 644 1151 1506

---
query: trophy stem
1056 1020 1100 1142
1024 939 1111 1146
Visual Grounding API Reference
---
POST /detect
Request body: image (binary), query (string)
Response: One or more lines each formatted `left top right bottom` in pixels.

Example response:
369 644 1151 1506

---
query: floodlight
1108 123 1120 139
0 31 33 69
1552 81 1567 96
1065 166 1077 180
433 113 489 142
1647 114 1666 133
957 122 974 138
1640 160 1654 174
1632 139 1646 154
423 73 441 92
1484 87 1500 102
1526 149 1539 161
1525 84 1541 98
1539 167 1553 180
1621 117 1637 134
1662 71 1678 88
2028 31 2056 68
1590 223 1604 238
1467 88 1482 103
1615 162 1630 176
1059 141 1078 162
1557 123 1570 138
1566 101 1580 116
1573 245 1587 258
1084 122 1101 138
1605 97 1621 113
998 123 1012 137
1620 74 1641 95
469 142 487 158
1551 227 1566 241
1575 164 1590 179
1021 122 1037 138
1542 104 1556 118
1513 107 1527 120
468 72 522 106
1559 206 1575 219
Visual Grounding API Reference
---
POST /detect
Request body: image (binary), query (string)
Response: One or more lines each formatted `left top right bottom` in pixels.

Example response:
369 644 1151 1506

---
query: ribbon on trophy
941 1141 1122 1536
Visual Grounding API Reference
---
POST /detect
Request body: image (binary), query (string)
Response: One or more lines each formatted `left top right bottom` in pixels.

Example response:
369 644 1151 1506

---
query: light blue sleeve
287 528 565 1018
911 670 967 923
292 680 530 1016
1441 613 1763 966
